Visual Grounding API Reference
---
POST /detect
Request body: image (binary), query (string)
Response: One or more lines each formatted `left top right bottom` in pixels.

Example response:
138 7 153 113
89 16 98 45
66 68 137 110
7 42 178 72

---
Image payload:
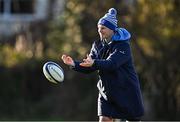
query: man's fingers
61 54 67 59
62 55 71 61
83 59 91 63
86 54 88 57
83 59 86 62
80 63 85 66
86 54 92 60
80 63 90 67
67 57 72 61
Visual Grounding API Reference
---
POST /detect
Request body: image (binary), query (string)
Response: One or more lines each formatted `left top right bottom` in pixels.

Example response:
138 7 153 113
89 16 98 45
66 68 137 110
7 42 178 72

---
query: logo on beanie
98 8 118 31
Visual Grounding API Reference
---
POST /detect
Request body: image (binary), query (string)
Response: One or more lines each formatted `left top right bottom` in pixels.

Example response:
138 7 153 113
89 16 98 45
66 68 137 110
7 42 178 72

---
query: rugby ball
43 61 64 84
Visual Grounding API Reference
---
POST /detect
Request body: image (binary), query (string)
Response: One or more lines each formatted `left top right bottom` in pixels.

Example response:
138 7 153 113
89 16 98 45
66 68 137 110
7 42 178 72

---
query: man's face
98 25 114 40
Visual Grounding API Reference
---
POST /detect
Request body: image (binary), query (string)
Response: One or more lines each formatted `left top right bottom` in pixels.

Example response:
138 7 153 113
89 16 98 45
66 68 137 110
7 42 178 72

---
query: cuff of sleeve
69 65 75 69
71 61 81 70
92 59 98 68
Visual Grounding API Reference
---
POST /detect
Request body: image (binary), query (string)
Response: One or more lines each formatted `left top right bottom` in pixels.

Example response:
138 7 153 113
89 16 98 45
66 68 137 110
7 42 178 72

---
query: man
61 8 144 122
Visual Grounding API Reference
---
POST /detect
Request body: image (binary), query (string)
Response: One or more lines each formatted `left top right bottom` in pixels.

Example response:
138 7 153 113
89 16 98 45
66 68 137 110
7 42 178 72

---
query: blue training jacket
72 28 144 118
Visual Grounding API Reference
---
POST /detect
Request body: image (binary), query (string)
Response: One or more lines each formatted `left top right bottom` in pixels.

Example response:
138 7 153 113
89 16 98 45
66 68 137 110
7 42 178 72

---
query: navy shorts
97 93 141 120
98 93 120 118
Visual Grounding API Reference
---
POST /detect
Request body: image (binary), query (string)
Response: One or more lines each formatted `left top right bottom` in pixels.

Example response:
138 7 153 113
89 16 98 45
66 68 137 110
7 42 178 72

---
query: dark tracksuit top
72 28 144 118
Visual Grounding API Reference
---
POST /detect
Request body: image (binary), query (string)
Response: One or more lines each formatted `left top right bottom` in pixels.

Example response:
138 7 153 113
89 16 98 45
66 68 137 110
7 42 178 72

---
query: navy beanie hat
98 8 118 31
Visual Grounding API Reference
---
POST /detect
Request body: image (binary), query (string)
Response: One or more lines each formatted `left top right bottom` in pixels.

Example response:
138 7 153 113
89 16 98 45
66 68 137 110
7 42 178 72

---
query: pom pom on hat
108 8 117 15
98 8 118 31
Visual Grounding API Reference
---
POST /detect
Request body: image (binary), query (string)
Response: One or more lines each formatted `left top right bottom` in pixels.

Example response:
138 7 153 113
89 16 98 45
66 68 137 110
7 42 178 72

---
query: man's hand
61 54 75 66
80 54 94 67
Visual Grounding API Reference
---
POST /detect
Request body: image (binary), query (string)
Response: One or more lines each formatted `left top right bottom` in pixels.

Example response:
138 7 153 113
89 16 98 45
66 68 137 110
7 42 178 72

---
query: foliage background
0 0 179 120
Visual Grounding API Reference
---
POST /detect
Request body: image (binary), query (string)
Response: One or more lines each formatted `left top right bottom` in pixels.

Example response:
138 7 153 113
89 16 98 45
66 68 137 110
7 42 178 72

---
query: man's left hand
80 54 94 67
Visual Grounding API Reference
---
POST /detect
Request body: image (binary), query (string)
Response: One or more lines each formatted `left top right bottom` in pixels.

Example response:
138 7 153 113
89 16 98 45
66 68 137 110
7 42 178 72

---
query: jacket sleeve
71 42 98 74
71 61 97 74
93 42 131 71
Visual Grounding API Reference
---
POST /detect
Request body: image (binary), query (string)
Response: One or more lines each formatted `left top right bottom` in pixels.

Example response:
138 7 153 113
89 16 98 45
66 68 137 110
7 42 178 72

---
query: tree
130 0 180 120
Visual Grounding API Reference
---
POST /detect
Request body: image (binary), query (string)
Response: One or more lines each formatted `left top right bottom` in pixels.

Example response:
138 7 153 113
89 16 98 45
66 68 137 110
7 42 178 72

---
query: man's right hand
61 54 75 66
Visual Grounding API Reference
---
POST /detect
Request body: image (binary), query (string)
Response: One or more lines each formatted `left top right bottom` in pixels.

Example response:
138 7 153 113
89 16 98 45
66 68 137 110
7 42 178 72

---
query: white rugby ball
43 61 64 84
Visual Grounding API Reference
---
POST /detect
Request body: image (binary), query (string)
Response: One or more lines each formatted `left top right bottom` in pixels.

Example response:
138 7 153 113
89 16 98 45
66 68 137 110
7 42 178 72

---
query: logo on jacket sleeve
119 50 125 54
